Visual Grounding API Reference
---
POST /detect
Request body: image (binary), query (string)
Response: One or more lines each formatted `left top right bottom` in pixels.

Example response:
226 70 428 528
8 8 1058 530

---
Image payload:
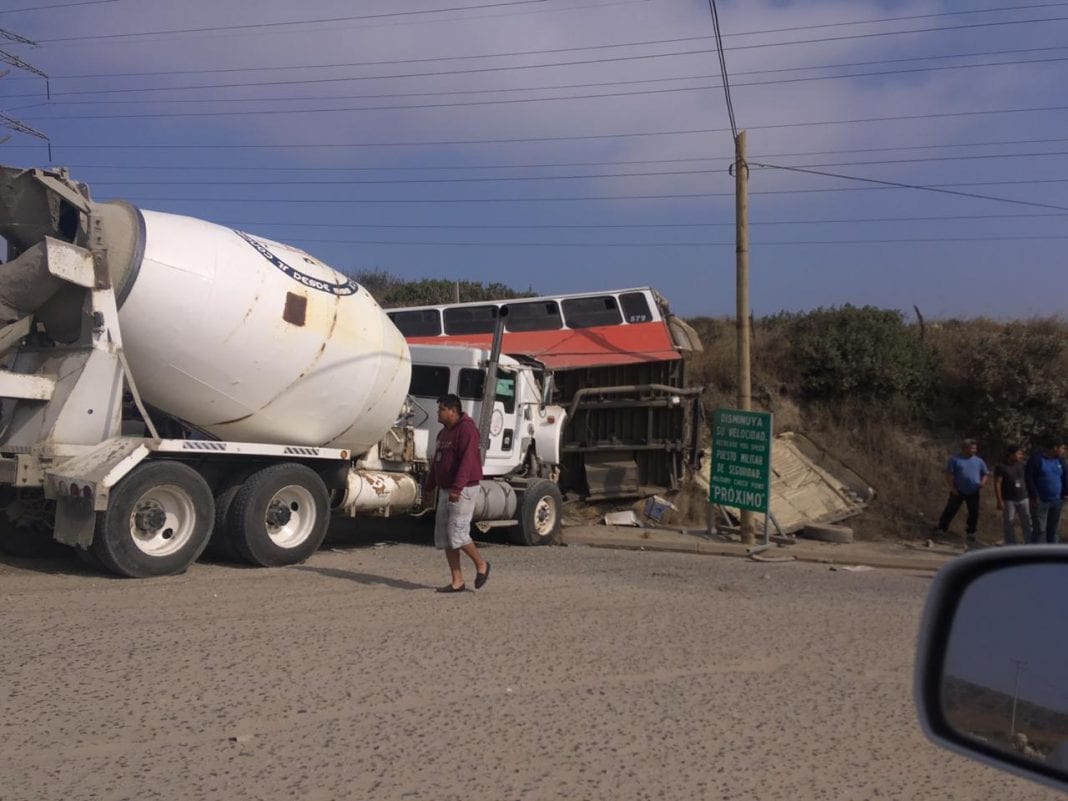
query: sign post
709 408 773 549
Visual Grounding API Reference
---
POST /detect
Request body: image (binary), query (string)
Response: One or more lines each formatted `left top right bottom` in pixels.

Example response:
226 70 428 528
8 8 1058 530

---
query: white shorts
434 486 477 549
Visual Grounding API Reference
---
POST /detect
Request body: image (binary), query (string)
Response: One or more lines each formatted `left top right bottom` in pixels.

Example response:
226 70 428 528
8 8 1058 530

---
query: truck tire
90 461 214 578
228 463 329 567
204 483 242 562
510 479 563 546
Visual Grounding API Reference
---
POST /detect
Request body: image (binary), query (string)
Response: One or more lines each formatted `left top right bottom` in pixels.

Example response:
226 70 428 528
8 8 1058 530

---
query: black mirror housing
915 545 1068 794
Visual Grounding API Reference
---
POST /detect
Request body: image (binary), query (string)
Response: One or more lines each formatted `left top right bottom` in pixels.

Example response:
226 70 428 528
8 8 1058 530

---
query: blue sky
0 0 1065 318
944 562 1068 713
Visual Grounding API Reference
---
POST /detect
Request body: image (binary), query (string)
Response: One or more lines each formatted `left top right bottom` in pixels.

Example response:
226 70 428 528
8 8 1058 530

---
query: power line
17 56 1067 135
221 234 1068 247
16 37 1068 100
720 1 1068 39
7 107 1067 150
72 168 728 186
707 0 737 140
65 156 728 172
0 46 776 98
12 84 731 119
753 105 1068 133
6 38 1061 88
46 136 1068 170
14 52 1068 112
752 162 1068 212
211 212 1068 229
755 136 1068 160
723 15 1068 55
103 179 1068 205
24 3 1068 47
25 12 1068 63
775 150 1068 169
32 1 553 43
22 73 1068 121
0 0 119 14
74 147 1068 185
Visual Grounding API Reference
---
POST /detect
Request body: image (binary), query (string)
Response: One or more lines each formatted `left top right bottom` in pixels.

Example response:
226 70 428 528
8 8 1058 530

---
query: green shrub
946 323 1068 449
353 271 534 308
787 305 936 410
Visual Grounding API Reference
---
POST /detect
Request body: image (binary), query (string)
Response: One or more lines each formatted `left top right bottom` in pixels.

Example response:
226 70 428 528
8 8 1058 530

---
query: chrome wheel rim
532 496 557 536
129 484 197 557
265 484 317 549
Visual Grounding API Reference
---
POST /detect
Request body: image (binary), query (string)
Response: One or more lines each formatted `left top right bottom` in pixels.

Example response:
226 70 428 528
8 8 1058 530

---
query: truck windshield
458 368 516 413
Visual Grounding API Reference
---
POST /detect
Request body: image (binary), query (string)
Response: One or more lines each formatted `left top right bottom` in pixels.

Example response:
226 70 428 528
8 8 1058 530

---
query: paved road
0 536 1058 801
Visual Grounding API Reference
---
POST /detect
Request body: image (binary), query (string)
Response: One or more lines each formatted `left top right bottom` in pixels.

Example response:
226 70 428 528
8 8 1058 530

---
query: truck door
457 367 521 476
407 364 451 460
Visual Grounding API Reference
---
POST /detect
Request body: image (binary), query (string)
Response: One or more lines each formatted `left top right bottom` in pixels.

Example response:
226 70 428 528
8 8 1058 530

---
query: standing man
425 393 491 593
994 445 1031 545
1024 437 1068 544
935 438 989 548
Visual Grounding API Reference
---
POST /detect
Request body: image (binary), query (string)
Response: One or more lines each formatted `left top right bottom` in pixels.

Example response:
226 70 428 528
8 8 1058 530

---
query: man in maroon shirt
426 394 490 592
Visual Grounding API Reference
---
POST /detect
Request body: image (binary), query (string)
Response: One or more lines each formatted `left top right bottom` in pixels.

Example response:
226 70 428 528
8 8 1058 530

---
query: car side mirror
915 546 1068 794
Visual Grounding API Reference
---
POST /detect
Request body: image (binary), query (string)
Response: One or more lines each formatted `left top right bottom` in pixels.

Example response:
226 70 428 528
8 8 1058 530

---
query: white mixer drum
117 209 411 453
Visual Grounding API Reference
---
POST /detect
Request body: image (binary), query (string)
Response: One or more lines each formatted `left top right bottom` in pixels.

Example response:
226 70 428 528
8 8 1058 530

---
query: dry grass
680 315 1068 542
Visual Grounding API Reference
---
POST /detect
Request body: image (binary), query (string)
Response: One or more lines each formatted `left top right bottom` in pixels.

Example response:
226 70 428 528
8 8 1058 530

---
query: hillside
685 308 1068 541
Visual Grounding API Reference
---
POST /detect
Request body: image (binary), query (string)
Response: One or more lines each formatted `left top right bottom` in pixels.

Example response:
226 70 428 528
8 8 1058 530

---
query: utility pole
735 129 754 545
1009 658 1027 738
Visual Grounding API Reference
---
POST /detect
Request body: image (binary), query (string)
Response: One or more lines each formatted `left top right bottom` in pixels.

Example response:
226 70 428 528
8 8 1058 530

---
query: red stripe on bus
404 321 680 368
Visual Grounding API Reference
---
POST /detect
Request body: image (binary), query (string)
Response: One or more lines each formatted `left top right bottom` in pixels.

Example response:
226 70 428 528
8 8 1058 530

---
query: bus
388 287 704 500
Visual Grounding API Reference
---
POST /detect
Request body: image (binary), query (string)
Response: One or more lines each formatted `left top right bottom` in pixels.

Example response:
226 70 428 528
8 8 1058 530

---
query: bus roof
389 287 682 369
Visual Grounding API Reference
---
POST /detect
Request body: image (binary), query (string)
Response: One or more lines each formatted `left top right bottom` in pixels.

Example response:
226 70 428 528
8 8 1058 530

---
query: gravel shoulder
0 531 1055 801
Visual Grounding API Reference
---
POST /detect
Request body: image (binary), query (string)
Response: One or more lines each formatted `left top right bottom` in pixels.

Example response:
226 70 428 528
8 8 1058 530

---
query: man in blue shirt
1024 436 1068 544
935 438 989 547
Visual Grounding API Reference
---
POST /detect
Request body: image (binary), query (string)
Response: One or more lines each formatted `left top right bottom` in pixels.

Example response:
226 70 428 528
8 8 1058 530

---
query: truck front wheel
91 461 214 578
511 479 563 546
227 464 329 567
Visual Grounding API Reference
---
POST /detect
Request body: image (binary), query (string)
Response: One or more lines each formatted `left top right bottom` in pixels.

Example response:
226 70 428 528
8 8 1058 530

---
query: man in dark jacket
1024 436 1068 544
425 394 490 592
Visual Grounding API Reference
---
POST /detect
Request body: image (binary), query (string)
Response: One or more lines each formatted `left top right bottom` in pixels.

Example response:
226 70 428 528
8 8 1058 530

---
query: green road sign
709 408 773 513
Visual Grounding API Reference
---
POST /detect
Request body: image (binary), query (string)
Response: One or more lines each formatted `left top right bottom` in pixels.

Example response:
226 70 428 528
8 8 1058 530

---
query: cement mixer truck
0 165 567 577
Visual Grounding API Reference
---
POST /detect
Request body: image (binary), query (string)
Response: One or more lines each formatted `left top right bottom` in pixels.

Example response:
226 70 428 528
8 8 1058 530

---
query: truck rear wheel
228 463 329 567
204 483 243 562
90 461 214 578
510 479 563 546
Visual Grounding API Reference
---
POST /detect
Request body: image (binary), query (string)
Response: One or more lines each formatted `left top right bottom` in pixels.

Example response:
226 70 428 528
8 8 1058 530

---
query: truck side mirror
914 546 1068 794
540 372 554 408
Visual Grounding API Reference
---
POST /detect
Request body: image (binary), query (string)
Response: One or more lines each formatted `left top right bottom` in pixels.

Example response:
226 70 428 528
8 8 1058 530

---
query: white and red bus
388 287 704 499
386 287 691 370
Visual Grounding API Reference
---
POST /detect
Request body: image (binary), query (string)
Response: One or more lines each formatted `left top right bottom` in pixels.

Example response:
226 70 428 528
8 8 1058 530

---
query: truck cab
407 344 564 480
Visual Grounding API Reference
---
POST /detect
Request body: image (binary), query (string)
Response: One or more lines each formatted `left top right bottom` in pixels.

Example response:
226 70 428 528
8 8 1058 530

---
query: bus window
409 365 450 398
389 309 442 337
562 295 622 328
619 292 653 324
443 305 498 335
505 300 563 332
